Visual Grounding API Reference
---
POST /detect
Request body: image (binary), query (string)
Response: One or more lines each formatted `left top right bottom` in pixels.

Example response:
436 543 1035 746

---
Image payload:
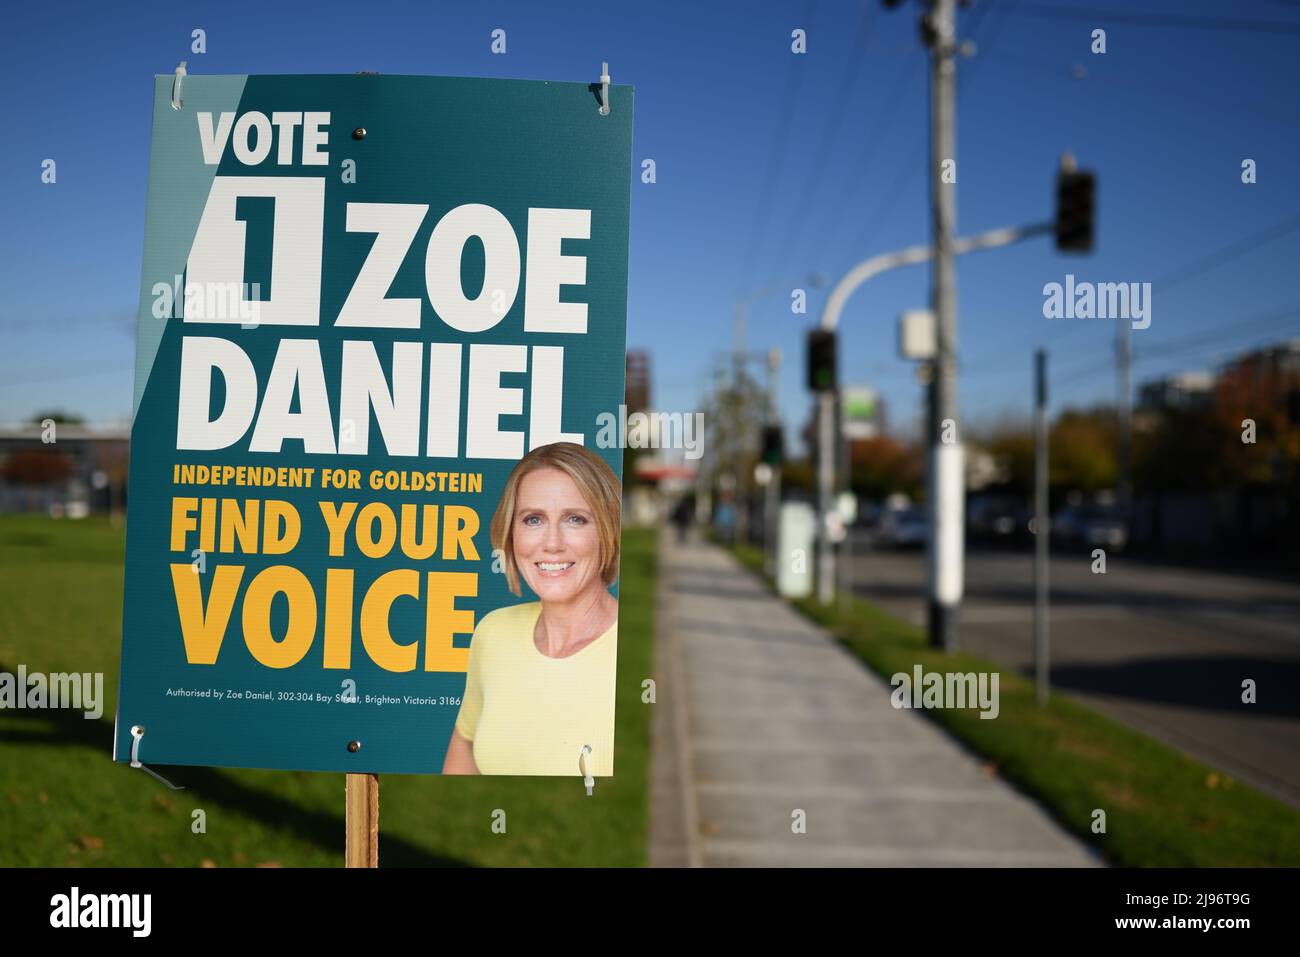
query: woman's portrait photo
442 442 621 777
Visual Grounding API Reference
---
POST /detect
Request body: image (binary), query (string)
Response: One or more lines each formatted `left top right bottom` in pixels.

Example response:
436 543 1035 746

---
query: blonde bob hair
490 442 622 597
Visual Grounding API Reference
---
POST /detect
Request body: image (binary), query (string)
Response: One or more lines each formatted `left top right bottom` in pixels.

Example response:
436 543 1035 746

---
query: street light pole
926 0 963 651
731 302 750 544
811 222 1052 612
1116 317 1133 511
764 348 782 577
1034 349 1051 705
816 390 836 604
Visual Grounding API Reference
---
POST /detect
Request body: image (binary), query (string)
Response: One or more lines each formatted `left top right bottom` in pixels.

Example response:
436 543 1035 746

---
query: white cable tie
598 62 611 116
172 61 187 111
129 725 186 790
579 744 594 796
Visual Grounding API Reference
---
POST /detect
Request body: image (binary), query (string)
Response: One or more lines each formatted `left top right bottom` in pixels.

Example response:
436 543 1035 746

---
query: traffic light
761 424 784 466
1055 168 1096 253
807 329 837 392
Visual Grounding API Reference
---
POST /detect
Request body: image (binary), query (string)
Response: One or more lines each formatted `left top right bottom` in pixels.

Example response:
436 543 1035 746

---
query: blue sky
3 0 1299 447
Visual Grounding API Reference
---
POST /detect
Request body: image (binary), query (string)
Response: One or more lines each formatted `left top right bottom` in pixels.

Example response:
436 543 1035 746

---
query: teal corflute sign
115 73 633 776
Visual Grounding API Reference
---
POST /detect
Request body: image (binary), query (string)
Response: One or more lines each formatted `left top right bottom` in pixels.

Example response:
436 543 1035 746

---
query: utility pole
733 312 754 546
731 303 749 545
731 301 753 387
764 348 782 577
1116 318 1132 511
817 391 836 604
925 0 963 651
694 364 718 525
1033 349 1050 706
703 360 728 527
732 287 792 546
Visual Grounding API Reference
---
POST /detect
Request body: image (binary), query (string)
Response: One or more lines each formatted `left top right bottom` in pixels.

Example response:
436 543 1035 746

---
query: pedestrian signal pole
1033 349 1051 706
808 329 838 603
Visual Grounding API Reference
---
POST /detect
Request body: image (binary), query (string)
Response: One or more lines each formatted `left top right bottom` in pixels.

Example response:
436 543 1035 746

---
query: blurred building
625 350 650 416
1131 338 1300 555
0 423 129 515
1221 337 1300 415
1137 370 1216 412
623 350 668 523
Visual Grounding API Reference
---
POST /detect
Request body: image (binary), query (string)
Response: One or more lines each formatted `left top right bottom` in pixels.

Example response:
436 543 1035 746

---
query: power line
983 48 1300 126
835 0 1015 268
0 313 136 333
0 358 132 388
1009 208 1300 361
1139 307 1300 362
807 52 919 269
843 135 927 261
965 0 997 39
967 0 1022 66
973 300 1300 387
1007 1 1300 35
766 4 874 279
1151 211 1300 291
1050 303 1300 388
883 15 1300 373
735 0 820 297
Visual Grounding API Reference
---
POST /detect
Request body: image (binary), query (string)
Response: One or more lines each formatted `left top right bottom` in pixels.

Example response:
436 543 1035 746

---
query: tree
702 366 769 537
846 435 923 499
980 425 1035 495
780 458 815 494
1050 407 1117 492
2 448 73 486
973 407 1118 496
29 411 84 425
1134 405 1218 491
1209 358 1300 487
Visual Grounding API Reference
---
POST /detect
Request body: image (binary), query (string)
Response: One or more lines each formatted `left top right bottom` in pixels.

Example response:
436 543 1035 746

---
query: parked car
968 495 1030 543
876 505 929 548
1052 503 1129 551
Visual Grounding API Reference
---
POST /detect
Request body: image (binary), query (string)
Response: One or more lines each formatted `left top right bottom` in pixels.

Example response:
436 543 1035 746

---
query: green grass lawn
0 515 656 867
730 541 1300 867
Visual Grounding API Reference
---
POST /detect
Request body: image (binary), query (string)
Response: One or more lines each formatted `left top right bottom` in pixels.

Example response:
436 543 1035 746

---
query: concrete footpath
648 531 1101 867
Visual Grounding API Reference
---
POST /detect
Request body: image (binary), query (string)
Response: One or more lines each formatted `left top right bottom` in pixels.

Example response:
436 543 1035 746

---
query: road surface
842 534 1300 809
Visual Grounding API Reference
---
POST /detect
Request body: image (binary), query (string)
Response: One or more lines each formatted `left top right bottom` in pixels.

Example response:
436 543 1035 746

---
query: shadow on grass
0 670 468 868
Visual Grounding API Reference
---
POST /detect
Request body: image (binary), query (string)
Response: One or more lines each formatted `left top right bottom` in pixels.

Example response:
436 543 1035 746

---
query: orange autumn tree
1209 356 1300 487
846 435 923 499
2 448 73 486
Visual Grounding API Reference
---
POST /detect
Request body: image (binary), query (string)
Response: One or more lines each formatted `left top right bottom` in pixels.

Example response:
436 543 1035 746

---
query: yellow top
454 601 617 776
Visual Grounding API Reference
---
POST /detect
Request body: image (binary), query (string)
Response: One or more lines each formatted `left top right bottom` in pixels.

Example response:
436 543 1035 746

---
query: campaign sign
114 74 633 775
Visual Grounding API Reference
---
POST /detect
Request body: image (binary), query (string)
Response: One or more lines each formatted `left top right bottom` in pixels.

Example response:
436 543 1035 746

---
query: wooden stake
345 773 379 867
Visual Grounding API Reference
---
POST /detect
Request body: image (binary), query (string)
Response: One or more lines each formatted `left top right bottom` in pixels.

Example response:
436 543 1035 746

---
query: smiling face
512 467 606 606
